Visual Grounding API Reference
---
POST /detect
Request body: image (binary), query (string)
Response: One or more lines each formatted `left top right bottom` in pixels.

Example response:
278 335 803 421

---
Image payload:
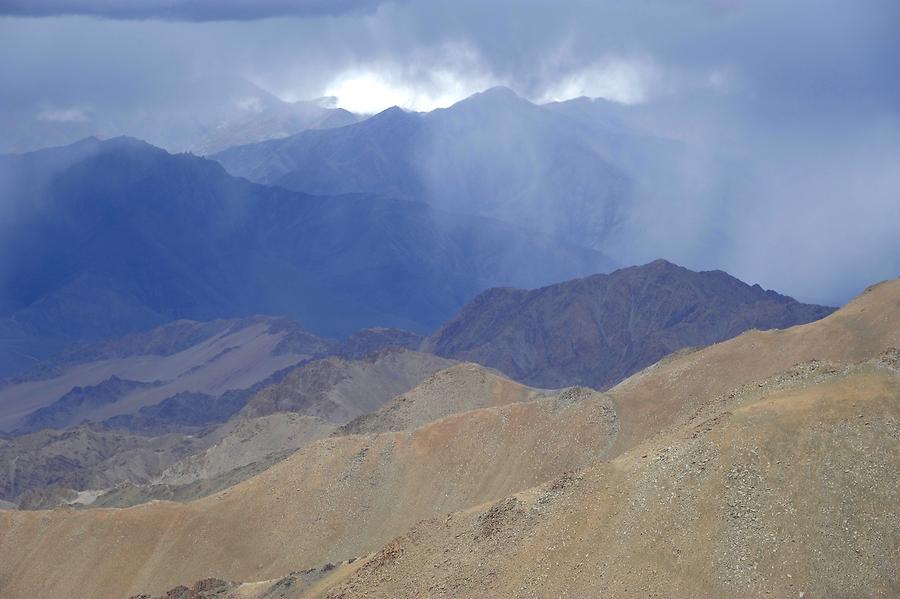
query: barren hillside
1 280 896 599
239 349 455 423
425 259 834 389
0 368 618 598
322 355 899 598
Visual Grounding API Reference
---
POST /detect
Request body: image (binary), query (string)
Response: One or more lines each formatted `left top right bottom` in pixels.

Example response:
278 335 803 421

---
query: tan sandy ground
320 361 899 598
0 369 617 598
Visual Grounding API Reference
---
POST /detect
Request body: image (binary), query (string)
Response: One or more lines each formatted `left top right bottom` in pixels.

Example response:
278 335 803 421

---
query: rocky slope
91 413 337 508
0 365 619 598
239 349 455 423
336 362 554 436
424 259 834 389
0 348 452 506
0 316 328 433
166 279 900 599
0 279 895 598
0 427 206 506
322 355 899 598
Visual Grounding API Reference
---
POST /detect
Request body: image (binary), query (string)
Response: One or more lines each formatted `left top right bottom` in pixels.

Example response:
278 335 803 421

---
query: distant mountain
424 259 835 389
0 136 614 374
0 347 457 507
213 87 685 252
239 348 455 424
0 316 330 433
188 97 360 156
0 78 360 155
332 327 424 360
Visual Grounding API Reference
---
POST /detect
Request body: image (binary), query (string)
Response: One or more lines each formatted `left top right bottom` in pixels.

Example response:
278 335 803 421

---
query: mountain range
425 259 835 389
213 87 690 254
1 78 360 156
0 135 613 376
0 78 895 599
0 260 835 511
0 278 895 598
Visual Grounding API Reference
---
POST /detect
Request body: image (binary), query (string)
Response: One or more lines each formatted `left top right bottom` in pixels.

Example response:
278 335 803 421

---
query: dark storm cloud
0 0 380 21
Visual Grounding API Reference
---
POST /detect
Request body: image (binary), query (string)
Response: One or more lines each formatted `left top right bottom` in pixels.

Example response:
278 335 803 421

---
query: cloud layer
0 0 378 21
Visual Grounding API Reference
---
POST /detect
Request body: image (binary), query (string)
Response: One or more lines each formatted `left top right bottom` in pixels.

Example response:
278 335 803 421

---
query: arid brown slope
606 278 900 451
239 349 455 423
336 362 553 436
0 367 617 599
321 356 900 598
0 316 329 433
1 348 450 506
0 427 206 505
91 414 337 508
312 280 900 598
424 259 834 389
159 278 900 598
2 280 896 599
87 351 453 508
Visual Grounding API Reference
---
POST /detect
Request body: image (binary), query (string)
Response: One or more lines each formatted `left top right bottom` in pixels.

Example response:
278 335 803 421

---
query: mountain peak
375 105 408 116
476 85 523 100
449 86 534 111
362 105 414 124
98 135 165 154
427 263 835 389
645 258 679 269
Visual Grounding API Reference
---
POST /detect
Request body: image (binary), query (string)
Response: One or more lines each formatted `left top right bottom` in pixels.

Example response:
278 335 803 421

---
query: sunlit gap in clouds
316 69 499 113
297 56 660 113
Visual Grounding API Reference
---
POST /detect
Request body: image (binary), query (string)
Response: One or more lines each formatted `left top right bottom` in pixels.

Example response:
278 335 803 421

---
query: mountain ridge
0 278 895 599
211 87 686 253
0 136 615 376
424 258 835 389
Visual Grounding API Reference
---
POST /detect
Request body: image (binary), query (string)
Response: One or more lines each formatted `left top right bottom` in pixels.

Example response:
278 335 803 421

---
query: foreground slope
324 356 899 598
312 279 900 598
605 278 899 451
167 278 900 599
0 366 618 598
425 259 834 389
0 280 896 599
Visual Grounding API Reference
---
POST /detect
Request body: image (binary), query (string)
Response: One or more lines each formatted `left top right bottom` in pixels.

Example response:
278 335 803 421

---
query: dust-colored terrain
239 349 455 423
91 414 336 508
336 362 555 436
0 366 618 598
0 427 207 508
1 279 897 599
1 348 450 507
0 317 329 432
322 358 899 598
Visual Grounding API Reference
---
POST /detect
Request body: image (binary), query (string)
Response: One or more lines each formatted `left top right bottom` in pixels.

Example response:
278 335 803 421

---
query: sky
1 0 899 304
